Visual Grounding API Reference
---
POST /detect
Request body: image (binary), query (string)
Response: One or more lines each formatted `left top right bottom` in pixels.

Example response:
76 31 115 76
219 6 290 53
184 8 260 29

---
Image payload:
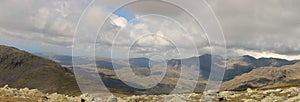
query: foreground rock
1 85 300 102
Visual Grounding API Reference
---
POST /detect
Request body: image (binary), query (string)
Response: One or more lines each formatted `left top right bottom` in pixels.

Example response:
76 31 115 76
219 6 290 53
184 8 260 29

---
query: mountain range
1 45 300 96
35 50 300 93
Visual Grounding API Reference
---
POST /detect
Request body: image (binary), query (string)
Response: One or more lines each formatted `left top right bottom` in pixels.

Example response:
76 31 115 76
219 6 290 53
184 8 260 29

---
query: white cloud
234 49 300 60
136 34 171 47
210 0 300 56
95 13 208 59
0 0 88 53
30 8 50 29
110 15 128 28
0 0 299 59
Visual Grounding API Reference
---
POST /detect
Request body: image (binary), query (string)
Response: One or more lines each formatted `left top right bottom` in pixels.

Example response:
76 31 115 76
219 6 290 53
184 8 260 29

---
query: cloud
95 12 208 59
110 15 128 28
136 35 171 47
0 0 86 48
30 7 50 29
0 0 208 58
233 48 300 60
0 0 299 59
210 0 300 56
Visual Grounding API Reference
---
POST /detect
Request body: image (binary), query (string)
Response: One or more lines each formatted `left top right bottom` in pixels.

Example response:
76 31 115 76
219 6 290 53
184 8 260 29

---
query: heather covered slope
0 45 81 96
224 55 299 81
221 62 300 91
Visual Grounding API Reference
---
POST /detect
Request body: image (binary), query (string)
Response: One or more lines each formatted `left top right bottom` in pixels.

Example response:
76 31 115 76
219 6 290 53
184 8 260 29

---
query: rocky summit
1 85 300 102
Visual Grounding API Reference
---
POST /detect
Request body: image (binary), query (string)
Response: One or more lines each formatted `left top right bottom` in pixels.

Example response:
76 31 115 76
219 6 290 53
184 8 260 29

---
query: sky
0 0 299 60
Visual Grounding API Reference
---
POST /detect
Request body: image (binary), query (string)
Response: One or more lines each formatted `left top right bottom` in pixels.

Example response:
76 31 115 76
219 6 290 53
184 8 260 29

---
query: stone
242 99 258 102
219 91 234 97
280 87 299 94
168 95 185 102
250 94 264 99
107 95 118 102
263 89 283 94
247 88 254 93
3 84 9 89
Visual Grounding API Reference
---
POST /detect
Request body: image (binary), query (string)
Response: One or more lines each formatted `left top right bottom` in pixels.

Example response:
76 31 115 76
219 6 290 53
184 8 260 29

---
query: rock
261 96 284 102
3 84 300 102
262 89 283 94
242 99 258 102
3 84 9 89
80 93 95 102
275 89 283 92
280 87 299 94
107 95 118 102
247 88 254 93
168 95 185 102
41 96 49 100
250 94 264 99
152 96 159 100
204 90 219 95
261 96 274 102
219 91 233 97
287 94 300 102
231 93 241 98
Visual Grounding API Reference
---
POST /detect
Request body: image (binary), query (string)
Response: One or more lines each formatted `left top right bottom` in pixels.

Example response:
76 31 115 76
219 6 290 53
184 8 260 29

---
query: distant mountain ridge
221 62 300 91
224 55 299 81
35 51 300 93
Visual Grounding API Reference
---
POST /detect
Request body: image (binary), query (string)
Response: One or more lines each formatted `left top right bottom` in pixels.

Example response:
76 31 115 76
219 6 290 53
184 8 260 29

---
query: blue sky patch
113 8 138 24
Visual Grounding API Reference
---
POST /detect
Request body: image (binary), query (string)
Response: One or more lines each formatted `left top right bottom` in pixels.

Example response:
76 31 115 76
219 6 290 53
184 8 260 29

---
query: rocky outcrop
2 85 300 102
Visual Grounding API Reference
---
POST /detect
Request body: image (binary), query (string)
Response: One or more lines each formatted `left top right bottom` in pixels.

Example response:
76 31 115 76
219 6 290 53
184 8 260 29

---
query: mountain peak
241 55 256 60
